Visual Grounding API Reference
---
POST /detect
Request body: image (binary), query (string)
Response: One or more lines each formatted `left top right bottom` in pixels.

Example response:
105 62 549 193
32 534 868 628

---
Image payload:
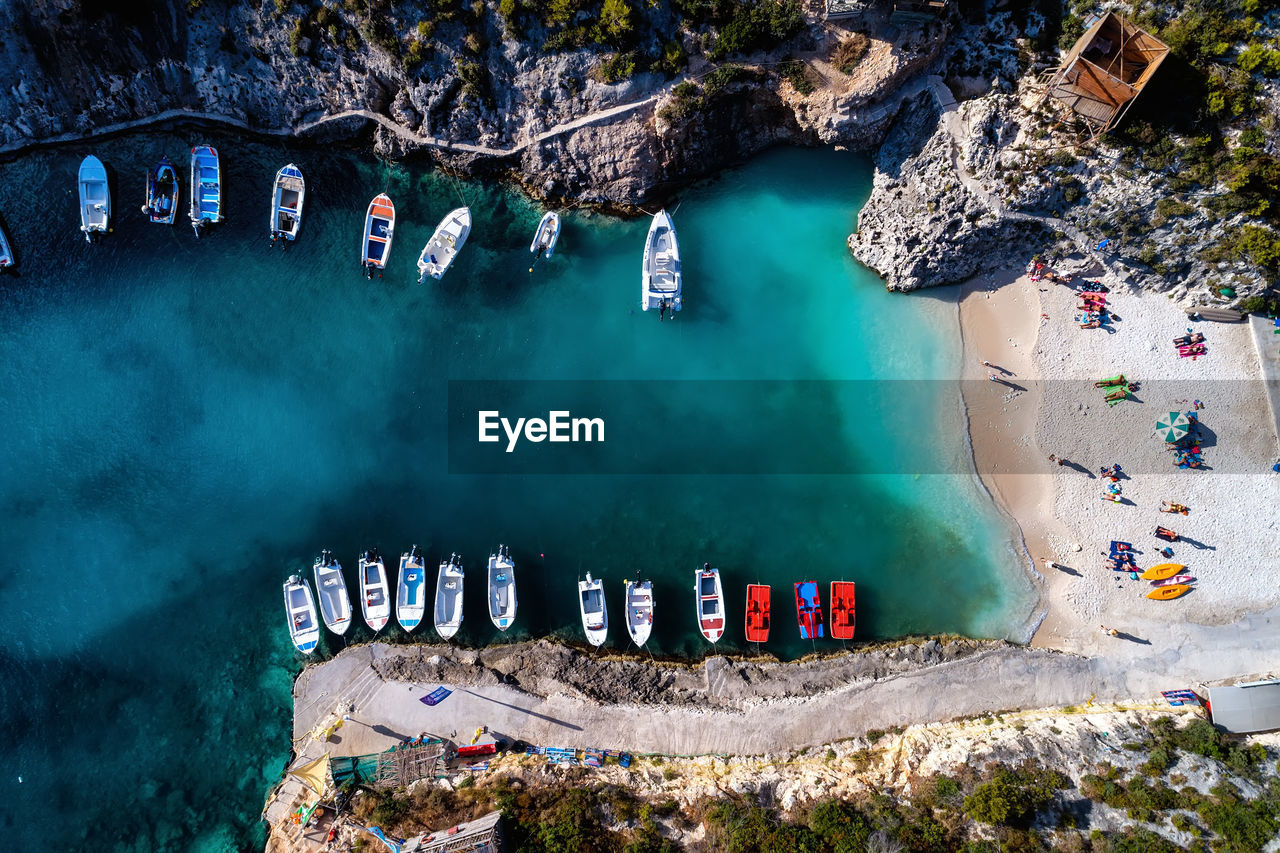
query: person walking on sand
1100 625 1118 637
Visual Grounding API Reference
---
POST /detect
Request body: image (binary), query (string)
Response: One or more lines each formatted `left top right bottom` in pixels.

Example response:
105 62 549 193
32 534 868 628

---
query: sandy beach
958 262 1280 655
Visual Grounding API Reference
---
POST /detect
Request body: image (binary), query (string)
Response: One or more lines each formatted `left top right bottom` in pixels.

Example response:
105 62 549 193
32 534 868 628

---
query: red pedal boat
745 584 770 643
830 581 855 640
794 580 824 640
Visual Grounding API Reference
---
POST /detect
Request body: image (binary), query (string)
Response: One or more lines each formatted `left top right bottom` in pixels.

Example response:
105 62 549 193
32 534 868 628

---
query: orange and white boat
830 581 856 640
1147 584 1191 600
362 193 395 277
745 584 770 644
1140 563 1184 581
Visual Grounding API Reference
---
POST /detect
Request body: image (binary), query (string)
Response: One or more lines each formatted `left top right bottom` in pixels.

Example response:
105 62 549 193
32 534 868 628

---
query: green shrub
703 63 759 95
808 799 872 852
658 39 687 76
710 0 805 60
403 38 432 70
964 765 1068 828
598 0 635 46
1238 43 1280 76
456 59 493 105
778 59 814 95
1197 784 1280 850
597 51 638 83
288 19 305 56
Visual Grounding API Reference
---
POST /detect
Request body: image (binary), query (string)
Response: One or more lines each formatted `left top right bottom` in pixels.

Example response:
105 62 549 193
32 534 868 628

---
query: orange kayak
1140 563 1185 581
1147 584 1191 600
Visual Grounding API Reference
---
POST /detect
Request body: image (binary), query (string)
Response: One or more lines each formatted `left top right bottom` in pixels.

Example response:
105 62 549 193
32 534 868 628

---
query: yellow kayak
1147 584 1191 600
1140 563 1185 581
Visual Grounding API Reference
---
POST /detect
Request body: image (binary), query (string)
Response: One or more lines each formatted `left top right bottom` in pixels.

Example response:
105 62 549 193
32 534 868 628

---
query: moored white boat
417 206 471 282
362 193 395 278
487 545 517 631
141 156 179 225
396 544 427 632
0 221 14 271
578 572 608 647
695 563 724 643
529 211 560 259
78 155 110 242
189 145 222 237
283 574 321 654
624 578 654 648
640 209 681 316
270 163 305 244
313 549 352 636
358 547 391 632
434 553 464 640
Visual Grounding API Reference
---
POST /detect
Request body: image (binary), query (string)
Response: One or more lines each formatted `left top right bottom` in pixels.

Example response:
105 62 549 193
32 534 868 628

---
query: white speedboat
270 163 305 244
362 193 395 278
624 578 654 648
313 550 352 636
695 563 724 643
529 211 560 259
283 574 321 654
78 155 110 242
417 207 471 282
434 553 464 640
578 572 608 647
640 209 681 316
189 145 222 237
487 545 517 631
396 544 427 632
358 547 391 632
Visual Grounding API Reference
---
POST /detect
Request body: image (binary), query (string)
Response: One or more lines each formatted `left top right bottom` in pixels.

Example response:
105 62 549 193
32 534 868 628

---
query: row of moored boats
284 555 855 653
42 151 682 315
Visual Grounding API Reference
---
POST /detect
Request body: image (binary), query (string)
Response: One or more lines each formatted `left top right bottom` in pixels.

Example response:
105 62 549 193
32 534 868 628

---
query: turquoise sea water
0 137 1036 850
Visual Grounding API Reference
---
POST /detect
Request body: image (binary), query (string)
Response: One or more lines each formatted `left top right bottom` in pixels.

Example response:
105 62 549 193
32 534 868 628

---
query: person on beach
981 360 992 368
988 373 1000 382
1101 625 1119 637
1049 454 1065 466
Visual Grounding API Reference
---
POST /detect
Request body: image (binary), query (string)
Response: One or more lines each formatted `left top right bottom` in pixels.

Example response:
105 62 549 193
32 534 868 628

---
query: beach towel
420 686 452 706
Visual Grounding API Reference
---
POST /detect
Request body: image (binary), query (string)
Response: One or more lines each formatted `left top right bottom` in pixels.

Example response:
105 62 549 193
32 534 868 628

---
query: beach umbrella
1156 411 1191 442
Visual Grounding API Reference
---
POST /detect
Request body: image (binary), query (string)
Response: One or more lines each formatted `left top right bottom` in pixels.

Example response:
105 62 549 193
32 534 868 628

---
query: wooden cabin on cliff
1039 11 1169 139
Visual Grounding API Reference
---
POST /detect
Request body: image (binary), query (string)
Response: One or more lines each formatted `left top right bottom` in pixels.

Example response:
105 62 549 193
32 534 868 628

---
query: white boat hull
397 547 427 632
579 573 608 647
530 211 560 258
625 580 654 648
314 554 352 636
283 576 321 654
359 552 392 632
641 209 681 313
696 567 724 643
434 556 465 640
487 547 518 631
418 206 472 281
271 164 305 241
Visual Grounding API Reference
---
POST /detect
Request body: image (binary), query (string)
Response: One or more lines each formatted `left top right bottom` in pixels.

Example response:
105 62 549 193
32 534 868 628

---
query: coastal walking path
0 93 665 160
292 608 1280 762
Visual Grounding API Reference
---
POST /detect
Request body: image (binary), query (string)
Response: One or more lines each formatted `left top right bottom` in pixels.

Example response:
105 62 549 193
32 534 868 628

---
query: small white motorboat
313 550 352 636
283 574 321 654
270 163 305 244
578 572 608 647
640 209 681 316
487 545 517 631
358 547 391 632
417 206 471 282
362 193 395 278
396 544 427 632
189 145 222 237
434 553 464 640
695 563 724 643
78 155 111 242
0 221 14 271
529 211 561 259
624 578 654 648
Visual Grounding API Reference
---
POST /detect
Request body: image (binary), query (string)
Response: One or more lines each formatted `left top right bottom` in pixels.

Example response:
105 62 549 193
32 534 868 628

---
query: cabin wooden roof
1043 11 1169 134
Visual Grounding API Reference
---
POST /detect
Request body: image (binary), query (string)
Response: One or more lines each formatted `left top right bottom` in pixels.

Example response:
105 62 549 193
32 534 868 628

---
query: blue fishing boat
189 145 222 237
794 580 824 640
141 156 179 225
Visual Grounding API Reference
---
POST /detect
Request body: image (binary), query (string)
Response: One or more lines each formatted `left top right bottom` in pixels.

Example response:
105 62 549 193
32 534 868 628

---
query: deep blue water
0 137 1036 850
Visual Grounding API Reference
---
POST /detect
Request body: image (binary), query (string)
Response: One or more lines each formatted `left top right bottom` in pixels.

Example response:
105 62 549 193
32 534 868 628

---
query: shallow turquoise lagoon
0 138 1036 850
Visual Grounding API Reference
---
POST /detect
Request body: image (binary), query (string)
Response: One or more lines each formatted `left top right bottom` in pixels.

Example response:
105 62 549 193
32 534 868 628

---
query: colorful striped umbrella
1156 411 1191 442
